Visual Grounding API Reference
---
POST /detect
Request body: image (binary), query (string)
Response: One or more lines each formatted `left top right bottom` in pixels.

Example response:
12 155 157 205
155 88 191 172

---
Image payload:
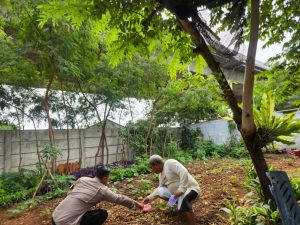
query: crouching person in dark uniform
52 166 143 225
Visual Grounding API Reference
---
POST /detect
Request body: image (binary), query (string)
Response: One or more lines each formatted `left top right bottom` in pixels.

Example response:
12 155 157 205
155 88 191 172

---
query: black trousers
179 190 198 212
52 209 108 225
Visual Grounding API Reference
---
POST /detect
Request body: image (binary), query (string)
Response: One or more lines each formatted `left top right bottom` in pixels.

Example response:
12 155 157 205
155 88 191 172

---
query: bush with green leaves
41 143 62 161
291 178 300 200
132 179 153 196
109 155 150 182
120 120 159 155
38 175 75 195
0 169 39 208
193 137 248 159
254 92 300 148
221 200 280 225
194 139 225 158
0 188 35 208
0 169 39 194
244 161 265 201
180 125 199 150
166 141 193 163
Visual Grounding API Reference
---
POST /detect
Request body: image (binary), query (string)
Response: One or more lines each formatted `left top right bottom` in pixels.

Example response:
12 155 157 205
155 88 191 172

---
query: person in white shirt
143 155 201 225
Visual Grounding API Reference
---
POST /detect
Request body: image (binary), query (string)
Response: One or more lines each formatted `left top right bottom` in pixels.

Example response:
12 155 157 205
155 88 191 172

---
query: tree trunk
78 128 82 168
45 53 56 173
244 136 273 201
145 95 161 155
95 133 104 166
116 109 123 162
242 0 259 136
33 120 42 169
177 13 272 201
104 132 109 165
61 82 71 174
241 0 272 201
17 112 22 171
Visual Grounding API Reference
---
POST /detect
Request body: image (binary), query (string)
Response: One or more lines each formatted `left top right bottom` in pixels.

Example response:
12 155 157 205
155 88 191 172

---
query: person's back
162 159 200 194
53 176 109 225
52 166 143 225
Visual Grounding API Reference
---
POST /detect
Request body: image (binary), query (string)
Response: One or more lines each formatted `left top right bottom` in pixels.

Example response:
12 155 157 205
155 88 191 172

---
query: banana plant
253 92 300 148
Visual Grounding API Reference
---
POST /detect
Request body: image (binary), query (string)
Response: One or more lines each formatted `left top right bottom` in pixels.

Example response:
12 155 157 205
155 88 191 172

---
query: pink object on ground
142 204 153 212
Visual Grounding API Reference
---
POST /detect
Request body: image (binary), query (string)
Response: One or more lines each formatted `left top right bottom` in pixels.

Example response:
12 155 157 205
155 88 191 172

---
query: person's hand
134 201 144 209
173 190 184 198
143 197 150 204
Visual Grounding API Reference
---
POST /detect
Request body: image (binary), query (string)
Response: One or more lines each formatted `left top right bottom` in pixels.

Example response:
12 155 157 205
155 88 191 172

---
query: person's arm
143 173 163 203
143 188 159 203
101 187 136 208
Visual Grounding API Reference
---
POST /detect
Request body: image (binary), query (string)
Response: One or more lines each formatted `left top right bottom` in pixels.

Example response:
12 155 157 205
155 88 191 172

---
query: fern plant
253 92 300 148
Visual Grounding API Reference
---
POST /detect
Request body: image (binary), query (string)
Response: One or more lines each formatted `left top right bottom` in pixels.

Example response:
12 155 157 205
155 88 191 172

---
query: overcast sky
241 40 283 63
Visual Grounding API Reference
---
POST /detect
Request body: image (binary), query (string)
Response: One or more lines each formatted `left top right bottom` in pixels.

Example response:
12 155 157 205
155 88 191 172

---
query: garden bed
0 155 299 225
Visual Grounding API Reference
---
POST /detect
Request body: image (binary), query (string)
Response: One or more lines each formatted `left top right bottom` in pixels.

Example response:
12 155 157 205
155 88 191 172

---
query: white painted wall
190 116 300 150
190 119 240 145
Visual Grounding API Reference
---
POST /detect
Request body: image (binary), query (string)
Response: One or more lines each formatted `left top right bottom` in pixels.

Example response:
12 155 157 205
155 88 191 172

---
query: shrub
166 141 193 163
132 179 153 196
0 188 35 208
291 178 300 200
194 139 224 158
221 200 280 225
229 145 248 158
70 155 150 183
180 125 198 150
0 169 39 194
244 162 265 201
38 175 75 195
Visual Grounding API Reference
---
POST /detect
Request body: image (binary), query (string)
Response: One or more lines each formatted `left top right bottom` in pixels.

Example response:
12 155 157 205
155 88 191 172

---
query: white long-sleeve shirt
147 159 201 201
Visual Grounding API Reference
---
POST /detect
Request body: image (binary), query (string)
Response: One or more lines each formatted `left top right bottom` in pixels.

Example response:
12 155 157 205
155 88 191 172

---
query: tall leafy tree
34 0 300 201
254 0 300 109
154 74 227 125
3 0 298 200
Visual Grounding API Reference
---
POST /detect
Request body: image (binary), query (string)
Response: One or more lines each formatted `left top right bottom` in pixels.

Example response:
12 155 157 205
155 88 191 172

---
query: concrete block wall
0 120 130 173
80 122 125 168
0 131 5 173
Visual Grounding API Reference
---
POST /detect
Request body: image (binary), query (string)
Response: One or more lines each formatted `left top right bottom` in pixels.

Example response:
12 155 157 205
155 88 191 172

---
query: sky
246 41 283 63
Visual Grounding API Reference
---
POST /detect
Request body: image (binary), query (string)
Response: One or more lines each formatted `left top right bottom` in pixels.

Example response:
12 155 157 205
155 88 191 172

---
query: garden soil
1 154 299 225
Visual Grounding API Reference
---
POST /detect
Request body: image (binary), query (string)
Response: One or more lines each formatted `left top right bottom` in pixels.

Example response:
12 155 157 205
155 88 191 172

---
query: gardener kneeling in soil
143 155 201 225
52 165 143 225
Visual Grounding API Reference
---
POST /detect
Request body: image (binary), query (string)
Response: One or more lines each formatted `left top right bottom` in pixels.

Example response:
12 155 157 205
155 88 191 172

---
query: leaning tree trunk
176 3 272 200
